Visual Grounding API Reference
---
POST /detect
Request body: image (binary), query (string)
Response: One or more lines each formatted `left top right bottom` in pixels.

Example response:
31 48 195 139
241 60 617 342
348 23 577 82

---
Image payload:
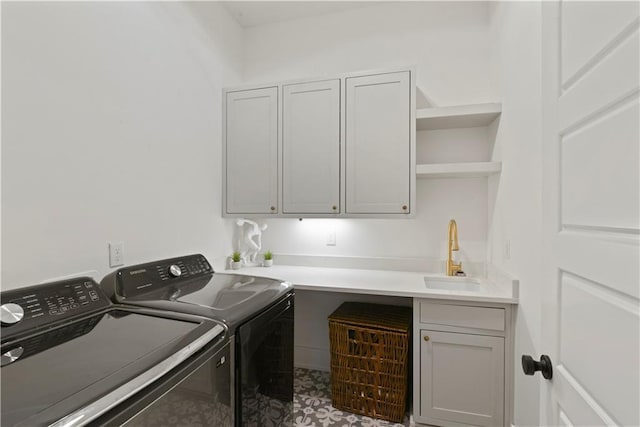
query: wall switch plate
326 230 336 246
504 239 511 260
109 242 124 267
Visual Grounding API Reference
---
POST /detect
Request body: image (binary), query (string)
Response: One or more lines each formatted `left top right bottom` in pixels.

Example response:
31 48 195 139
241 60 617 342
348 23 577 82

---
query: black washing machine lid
125 273 291 331
104 254 293 331
1 307 225 427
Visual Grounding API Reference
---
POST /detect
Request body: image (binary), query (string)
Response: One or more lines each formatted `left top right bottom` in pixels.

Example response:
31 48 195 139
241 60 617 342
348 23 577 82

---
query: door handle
522 354 553 379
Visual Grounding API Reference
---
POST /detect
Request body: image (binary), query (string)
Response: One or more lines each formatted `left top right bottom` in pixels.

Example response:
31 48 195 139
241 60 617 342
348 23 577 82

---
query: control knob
168 265 182 278
1 346 24 366
1 303 25 326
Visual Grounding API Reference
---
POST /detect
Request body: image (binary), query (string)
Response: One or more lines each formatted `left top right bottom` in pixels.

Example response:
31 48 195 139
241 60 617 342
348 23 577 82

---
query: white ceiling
221 1 377 28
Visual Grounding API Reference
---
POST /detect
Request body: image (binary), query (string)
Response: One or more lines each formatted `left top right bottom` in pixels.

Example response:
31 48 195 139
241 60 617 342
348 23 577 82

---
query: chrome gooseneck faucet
447 219 463 276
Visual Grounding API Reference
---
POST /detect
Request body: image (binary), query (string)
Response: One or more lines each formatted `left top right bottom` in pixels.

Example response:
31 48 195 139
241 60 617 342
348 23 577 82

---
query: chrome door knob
1 303 25 326
168 265 182 278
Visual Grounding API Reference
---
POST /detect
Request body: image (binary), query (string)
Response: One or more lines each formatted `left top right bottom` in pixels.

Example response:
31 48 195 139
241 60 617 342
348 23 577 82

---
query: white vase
263 259 273 267
231 261 242 270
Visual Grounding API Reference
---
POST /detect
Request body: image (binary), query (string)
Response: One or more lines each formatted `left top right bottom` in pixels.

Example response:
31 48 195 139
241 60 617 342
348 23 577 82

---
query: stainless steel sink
424 276 484 292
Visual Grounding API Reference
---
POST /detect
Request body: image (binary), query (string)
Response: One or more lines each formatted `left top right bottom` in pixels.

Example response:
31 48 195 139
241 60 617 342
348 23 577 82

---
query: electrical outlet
504 239 511 260
326 230 336 246
109 242 124 267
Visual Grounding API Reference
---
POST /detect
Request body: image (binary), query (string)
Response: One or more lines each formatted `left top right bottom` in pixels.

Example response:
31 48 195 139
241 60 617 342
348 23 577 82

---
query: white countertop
223 265 518 304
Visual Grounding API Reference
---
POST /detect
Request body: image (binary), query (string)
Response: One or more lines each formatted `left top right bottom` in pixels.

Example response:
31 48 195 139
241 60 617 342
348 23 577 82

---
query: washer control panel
0 277 110 337
157 256 212 282
115 254 213 299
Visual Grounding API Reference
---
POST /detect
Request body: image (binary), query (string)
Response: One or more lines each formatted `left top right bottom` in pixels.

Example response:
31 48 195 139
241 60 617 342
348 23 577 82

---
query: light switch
326 230 336 246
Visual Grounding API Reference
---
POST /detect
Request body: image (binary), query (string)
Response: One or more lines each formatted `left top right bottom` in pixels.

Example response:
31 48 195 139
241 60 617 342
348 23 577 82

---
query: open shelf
416 103 502 131
416 162 502 179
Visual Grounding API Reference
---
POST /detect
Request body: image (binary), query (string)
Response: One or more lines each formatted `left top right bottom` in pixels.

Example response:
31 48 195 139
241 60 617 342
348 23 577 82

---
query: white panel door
345 71 411 214
541 2 639 426
419 330 504 426
282 80 340 214
225 87 278 214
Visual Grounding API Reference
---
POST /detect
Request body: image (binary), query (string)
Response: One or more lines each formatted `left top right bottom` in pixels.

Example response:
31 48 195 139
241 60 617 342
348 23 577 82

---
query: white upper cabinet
345 71 412 214
224 87 278 215
282 80 340 214
222 68 414 218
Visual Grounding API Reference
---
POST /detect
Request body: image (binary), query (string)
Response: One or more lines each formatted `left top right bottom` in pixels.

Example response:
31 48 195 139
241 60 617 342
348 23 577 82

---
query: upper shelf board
416 103 502 131
416 162 502 179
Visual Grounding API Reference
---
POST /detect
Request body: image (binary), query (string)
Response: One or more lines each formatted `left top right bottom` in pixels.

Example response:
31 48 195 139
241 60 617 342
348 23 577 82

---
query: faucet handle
447 261 463 276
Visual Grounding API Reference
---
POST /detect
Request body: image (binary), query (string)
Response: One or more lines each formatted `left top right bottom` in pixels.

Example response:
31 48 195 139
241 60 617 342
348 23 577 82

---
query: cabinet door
225 87 278 214
345 71 411 214
282 80 340 214
420 330 504 426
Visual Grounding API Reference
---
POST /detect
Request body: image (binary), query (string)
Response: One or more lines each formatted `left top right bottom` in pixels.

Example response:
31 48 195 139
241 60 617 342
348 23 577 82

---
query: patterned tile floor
294 368 410 427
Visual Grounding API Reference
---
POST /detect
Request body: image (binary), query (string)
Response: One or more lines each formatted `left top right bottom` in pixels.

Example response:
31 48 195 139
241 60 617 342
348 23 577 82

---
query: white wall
243 2 496 268
488 3 543 426
1 2 243 289
1 6 544 423
244 2 494 107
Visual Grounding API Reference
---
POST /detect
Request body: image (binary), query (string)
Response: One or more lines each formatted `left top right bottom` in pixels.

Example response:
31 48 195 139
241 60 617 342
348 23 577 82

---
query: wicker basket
328 302 412 423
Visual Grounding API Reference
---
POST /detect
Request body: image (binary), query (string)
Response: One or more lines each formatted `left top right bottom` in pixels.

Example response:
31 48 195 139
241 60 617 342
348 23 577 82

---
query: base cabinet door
419 330 504 426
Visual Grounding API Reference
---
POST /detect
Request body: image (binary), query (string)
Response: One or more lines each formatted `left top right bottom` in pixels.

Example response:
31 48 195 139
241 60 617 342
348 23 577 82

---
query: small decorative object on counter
263 250 273 267
236 218 268 266
231 251 242 270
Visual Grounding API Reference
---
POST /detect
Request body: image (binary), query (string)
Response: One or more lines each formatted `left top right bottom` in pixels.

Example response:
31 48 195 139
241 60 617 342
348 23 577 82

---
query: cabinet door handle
332 205 337 211
270 206 276 212
423 335 430 342
402 205 408 211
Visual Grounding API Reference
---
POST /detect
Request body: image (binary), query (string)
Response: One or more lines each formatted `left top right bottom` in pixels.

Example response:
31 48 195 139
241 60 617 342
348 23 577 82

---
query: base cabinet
419 330 504 426
414 299 513 427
